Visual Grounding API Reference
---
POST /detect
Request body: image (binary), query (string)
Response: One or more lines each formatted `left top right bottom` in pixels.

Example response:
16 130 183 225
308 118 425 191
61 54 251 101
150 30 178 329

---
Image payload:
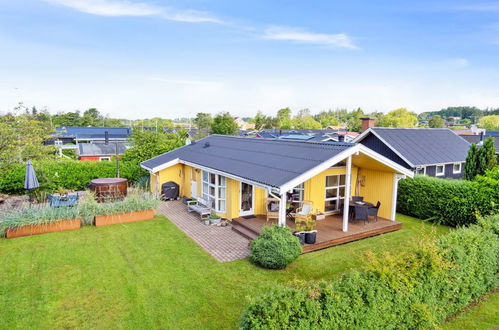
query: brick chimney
360 117 376 132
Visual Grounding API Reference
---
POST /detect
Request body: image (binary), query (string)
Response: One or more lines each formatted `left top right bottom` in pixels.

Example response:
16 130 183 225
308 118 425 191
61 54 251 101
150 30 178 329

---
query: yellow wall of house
151 163 395 220
358 169 394 219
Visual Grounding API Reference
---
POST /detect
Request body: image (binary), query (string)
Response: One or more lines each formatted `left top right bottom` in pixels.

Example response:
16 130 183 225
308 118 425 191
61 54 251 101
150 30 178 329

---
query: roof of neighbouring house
460 135 499 153
78 142 128 156
55 126 132 140
354 128 471 167
141 135 355 188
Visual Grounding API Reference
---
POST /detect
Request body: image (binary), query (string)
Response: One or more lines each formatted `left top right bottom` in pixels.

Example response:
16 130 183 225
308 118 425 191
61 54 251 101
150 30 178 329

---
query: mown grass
443 290 499 330
0 213 488 329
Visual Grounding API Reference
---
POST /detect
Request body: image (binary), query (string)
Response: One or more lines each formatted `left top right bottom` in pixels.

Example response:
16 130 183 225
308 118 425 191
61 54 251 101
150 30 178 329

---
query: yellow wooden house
141 135 413 232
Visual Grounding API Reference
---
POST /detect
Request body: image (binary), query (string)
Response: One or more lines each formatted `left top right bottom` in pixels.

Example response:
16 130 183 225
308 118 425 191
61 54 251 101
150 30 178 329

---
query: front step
232 224 258 240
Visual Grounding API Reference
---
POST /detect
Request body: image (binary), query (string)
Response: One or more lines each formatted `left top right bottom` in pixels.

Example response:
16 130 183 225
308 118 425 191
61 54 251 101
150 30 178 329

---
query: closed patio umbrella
24 161 39 203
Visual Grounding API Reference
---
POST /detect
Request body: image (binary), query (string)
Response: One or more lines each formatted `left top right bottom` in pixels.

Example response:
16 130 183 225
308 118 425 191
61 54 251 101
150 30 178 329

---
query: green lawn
0 214 491 329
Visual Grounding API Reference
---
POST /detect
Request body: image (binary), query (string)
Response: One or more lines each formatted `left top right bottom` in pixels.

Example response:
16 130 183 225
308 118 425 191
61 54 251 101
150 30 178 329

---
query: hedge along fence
397 173 499 227
0 160 143 194
240 216 499 329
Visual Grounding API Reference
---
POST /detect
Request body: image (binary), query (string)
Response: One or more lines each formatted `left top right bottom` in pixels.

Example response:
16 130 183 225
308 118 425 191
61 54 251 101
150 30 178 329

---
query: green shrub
397 175 498 226
250 226 302 269
0 160 142 194
0 205 80 236
240 222 499 329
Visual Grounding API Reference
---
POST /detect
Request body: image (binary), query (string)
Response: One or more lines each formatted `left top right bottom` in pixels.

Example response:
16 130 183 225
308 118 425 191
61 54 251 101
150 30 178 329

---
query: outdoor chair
368 201 381 222
352 196 364 202
354 205 369 224
293 200 313 223
266 197 280 222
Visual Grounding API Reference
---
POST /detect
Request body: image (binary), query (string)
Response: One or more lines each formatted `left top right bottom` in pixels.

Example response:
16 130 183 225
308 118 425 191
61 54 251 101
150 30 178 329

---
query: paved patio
157 201 250 262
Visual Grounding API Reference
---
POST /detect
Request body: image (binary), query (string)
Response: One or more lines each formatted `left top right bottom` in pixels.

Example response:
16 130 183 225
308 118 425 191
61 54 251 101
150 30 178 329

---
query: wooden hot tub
89 178 128 202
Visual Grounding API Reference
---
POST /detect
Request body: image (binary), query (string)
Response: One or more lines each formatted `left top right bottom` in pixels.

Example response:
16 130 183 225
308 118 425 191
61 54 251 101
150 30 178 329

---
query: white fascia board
180 160 276 192
278 145 360 193
352 128 372 143
141 158 180 173
358 145 414 178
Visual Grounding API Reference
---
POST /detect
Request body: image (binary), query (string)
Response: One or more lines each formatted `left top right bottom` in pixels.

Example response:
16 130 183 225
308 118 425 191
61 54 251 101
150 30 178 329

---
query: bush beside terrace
397 168 499 226
240 215 499 329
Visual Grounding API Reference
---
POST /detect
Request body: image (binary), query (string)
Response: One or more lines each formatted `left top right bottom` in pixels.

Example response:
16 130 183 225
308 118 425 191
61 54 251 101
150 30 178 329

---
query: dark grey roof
461 135 499 153
55 126 131 140
78 142 128 156
141 135 354 188
368 128 470 166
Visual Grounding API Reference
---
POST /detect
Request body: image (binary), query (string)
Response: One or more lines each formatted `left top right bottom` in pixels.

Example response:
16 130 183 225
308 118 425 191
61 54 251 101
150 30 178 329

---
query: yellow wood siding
358 169 393 219
151 162 395 221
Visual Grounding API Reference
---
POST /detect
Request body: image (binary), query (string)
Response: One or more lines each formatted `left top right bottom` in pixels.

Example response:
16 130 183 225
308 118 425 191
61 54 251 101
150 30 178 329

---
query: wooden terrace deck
232 214 402 253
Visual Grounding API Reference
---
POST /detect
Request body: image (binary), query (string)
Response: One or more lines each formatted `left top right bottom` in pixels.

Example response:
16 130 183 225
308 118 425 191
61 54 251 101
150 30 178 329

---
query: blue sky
1 0 499 119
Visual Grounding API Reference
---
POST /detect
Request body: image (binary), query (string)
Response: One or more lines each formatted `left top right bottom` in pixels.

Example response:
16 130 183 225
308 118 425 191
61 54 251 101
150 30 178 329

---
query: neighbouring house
141 135 413 236
354 124 470 179
45 126 132 145
460 131 499 155
78 142 128 161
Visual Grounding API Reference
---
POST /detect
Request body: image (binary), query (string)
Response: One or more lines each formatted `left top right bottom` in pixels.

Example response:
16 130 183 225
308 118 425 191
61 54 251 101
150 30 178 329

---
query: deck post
342 155 352 232
278 193 287 227
390 174 402 221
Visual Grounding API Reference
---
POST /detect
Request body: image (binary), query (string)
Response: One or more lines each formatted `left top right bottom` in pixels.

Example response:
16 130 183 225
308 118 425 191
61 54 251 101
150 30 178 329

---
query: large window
291 183 304 205
202 171 226 212
325 174 346 213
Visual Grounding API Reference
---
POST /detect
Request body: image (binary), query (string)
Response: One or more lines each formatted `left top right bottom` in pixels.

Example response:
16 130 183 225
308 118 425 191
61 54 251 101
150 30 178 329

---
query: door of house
191 168 198 199
324 174 346 213
240 182 254 216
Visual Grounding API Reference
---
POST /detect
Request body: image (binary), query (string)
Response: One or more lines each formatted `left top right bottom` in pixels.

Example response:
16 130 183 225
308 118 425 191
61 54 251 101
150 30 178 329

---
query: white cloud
262 26 358 49
446 58 470 68
456 3 499 12
44 0 221 23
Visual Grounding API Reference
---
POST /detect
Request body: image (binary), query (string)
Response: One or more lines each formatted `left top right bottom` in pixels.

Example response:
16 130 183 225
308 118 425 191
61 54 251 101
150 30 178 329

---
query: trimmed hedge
250 226 302 269
397 174 499 227
240 216 499 329
0 160 143 194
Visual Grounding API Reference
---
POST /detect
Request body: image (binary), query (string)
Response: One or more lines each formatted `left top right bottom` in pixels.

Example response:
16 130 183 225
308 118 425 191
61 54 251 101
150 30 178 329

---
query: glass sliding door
202 170 226 213
325 174 346 213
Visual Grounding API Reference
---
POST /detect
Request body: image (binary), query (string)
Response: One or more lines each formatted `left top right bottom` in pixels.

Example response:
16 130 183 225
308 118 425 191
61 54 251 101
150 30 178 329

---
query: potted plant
203 216 211 225
209 212 221 225
303 214 317 244
292 230 305 245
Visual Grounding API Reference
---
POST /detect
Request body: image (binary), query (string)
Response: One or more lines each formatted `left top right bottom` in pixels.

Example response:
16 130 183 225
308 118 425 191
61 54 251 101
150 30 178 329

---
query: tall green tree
193 113 213 129
276 108 292 129
464 137 497 180
377 108 418 128
479 115 499 130
346 108 365 132
428 115 445 128
210 112 238 135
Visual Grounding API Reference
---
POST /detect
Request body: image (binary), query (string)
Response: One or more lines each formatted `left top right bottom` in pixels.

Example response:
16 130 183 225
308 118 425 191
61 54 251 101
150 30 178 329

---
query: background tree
210 112 238 135
0 113 55 169
314 110 340 128
479 115 499 131
292 109 321 129
377 108 418 127
428 115 445 128
193 113 213 130
346 108 364 131
464 137 497 180
276 108 292 129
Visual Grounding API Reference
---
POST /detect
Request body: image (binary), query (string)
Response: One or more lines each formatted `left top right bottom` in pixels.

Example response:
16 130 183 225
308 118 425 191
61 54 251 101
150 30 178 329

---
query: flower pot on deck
305 230 317 244
5 219 81 239
209 217 221 225
293 231 305 245
94 209 155 227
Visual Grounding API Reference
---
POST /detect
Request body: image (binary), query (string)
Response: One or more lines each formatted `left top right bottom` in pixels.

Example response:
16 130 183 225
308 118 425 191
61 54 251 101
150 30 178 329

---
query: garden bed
94 209 155 227
5 218 81 238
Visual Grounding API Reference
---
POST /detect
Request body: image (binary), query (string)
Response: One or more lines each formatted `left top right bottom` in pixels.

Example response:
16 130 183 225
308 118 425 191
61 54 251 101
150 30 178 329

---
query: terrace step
231 219 259 240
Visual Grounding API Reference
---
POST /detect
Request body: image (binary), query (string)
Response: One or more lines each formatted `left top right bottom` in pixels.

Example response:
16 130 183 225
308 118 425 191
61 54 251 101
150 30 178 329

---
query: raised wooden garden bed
5 219 81 239
94 209 155 227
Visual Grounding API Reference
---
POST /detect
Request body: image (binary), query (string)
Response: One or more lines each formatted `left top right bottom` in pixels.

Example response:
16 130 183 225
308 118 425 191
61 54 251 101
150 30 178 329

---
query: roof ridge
209 134 354 148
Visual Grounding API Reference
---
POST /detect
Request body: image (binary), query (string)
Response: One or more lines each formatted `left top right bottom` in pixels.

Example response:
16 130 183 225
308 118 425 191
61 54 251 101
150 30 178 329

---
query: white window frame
99 156 111 161
291 183 304 205
435 165 445 176
324 174 346 214
452 163 462 174
415 166 426 175
202 170 226 213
